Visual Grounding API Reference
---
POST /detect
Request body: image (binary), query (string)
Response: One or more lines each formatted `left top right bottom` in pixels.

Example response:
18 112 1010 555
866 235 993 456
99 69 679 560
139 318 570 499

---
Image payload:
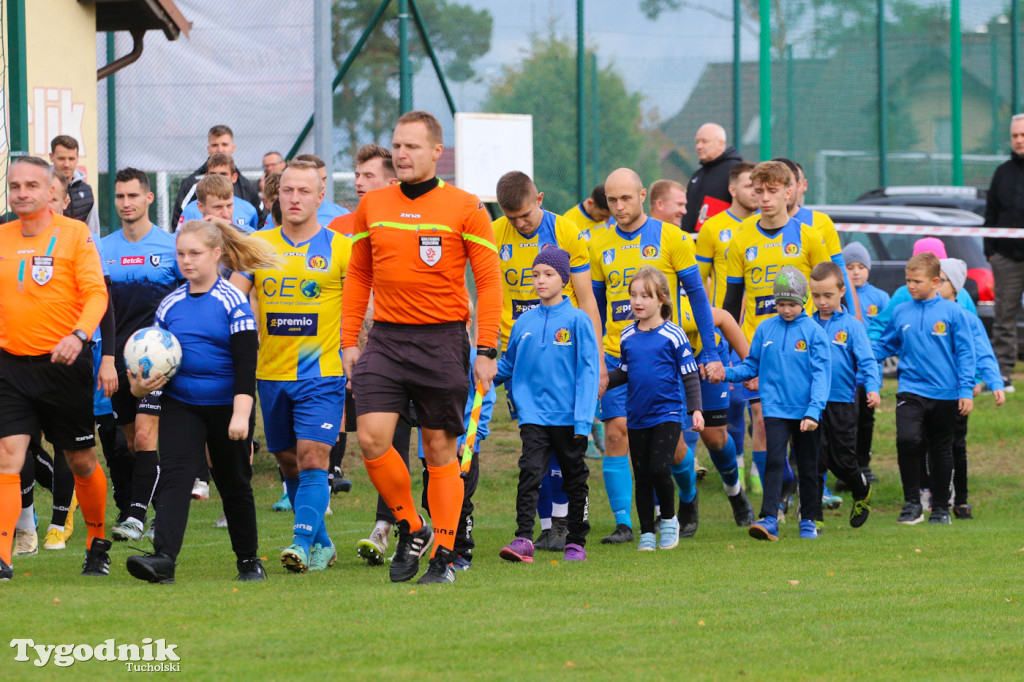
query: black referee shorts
0 349 96 450
353 321 470 435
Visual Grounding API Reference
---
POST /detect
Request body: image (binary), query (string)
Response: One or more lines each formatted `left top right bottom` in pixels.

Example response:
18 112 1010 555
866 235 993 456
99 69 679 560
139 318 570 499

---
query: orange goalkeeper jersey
0 213 108 356
342 180 501 348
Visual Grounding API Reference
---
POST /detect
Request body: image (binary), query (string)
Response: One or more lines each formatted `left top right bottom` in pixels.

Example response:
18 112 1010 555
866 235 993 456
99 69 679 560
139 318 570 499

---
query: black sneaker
897 501 925 525
534 528 554 551
330 466 352 494
728 489 754 527
850 486 872 529
416 547 456 585
390 516 433 583
1002 376 1015 393
550 516 569 551
953 503 973 520
126 552 176 584
81 538 112 577
928 509 952 525
0 556 12 581
235 556 267 582
600 524 635 544
678 490 699 538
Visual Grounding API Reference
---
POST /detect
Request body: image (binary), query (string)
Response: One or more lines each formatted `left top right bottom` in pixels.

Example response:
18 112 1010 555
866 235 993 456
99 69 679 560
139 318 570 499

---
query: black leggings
19 433 76 526
97 412 133 519
154 396 258 562
628 421 681 534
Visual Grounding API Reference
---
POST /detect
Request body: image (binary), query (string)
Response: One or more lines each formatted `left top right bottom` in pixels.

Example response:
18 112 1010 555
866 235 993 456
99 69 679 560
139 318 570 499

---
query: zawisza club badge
419 235 442 266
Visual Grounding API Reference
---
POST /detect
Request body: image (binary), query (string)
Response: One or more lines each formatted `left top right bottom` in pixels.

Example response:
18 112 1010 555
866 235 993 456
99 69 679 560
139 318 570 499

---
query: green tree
331 0 493 162
483 33 657 213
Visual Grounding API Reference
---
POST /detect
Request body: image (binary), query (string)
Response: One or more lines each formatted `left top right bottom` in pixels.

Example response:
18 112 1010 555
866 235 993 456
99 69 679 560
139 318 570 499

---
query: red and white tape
834 223 1024 239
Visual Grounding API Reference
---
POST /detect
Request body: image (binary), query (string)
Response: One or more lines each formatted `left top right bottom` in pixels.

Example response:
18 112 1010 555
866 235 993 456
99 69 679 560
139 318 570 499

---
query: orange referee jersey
328 212 356 236
342 179 501 349
0 212 108 356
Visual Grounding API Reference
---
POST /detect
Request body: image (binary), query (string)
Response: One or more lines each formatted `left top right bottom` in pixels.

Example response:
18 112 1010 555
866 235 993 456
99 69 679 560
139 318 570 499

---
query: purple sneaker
562 543 586 561
499 537 534 563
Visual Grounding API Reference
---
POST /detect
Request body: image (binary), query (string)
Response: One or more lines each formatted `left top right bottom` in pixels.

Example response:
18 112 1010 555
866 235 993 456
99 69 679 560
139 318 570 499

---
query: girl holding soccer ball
125 218 276 584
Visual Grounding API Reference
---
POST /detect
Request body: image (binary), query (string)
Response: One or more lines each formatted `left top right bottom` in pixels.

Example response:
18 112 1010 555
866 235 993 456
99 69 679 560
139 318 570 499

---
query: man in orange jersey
342 110 501 585
328 143 398 236
0 156 112 581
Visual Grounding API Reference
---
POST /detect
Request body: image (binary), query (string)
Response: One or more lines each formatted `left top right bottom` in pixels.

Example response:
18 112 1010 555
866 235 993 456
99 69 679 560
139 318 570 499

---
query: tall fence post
576 0 586 201
733 0 742 149
951 0 963 185
759 0 771 160
877 0 888 187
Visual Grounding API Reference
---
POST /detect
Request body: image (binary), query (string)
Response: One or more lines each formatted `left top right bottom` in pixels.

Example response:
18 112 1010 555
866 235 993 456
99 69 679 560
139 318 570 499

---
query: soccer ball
124 327 182 380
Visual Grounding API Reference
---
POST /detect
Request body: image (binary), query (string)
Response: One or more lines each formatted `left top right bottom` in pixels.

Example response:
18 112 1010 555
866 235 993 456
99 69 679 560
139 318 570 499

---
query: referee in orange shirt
342 111 501 585
0 157 112 580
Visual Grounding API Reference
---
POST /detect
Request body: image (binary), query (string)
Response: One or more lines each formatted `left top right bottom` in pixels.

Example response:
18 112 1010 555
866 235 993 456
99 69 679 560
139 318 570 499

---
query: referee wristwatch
476 345 498 359
71 329 89 344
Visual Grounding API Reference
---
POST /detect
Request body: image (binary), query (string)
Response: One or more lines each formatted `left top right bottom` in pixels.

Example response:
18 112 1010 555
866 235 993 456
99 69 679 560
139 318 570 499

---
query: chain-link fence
91 0 1024 231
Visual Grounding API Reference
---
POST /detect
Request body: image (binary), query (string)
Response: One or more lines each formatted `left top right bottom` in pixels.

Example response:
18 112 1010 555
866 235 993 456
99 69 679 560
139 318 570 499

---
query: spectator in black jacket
50 135 100 234
681 123 743 234
170 125 261 229
983 113 1024 389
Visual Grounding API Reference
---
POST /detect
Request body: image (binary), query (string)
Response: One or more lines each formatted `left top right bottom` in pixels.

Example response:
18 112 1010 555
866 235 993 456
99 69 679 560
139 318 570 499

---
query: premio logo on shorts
833 330 848 345
932 321 948 336
641 245 659 259
745 246 757 262
784 242 799 256
553 328 573 345
719 229 732 243
602 249 615 265
306 255 328 272
794 339 808 352
500 244 512 261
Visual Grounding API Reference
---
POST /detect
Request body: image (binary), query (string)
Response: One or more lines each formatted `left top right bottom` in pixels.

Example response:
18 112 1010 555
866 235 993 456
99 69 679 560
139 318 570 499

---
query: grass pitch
3 379 1024 680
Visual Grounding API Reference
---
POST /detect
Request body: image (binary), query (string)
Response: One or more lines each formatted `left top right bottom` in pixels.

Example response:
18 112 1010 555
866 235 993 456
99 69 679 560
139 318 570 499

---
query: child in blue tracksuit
843 242 889 481
937 259 1005 520
719 266 831 541
494 248 599 563
809 262 881 529
872 252 976 525
605 267 704 551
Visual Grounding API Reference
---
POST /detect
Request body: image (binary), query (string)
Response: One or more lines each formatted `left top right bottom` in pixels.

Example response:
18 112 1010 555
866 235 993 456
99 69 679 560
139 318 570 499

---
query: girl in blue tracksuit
872 253 976 526
605 266 704 552
720 266 831 541
494 249 599 563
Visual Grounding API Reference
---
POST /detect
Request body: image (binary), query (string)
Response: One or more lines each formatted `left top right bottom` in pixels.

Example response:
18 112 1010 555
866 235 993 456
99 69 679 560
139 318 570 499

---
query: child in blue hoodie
872 252 976 526
809 262 881 529
494 248 599 563
718 266 831 541
605 266 704 552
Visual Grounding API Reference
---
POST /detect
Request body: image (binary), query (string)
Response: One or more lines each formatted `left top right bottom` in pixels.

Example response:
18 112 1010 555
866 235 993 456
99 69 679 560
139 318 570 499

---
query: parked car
854 186 987 217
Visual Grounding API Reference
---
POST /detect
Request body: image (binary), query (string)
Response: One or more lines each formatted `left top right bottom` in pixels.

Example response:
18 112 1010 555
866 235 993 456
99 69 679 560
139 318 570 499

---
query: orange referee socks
0 473 20 565
73 466 108 550
363 447 422 531
426 460 464 557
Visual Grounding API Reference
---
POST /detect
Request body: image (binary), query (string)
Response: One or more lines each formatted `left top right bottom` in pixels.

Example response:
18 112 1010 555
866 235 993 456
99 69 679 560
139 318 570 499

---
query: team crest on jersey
784 243 799 256
794 339 808 352
580 229 591 241
419 235 442 266
553 327 572 345
932 321 947 336
642 245 659 259
719 229 732 243
148 254 161 267
307 255 329 272
833 330 848 346
31 256 54 285
745 246 757 262
500 244 512 261
603 249 615 265
868 304 878 316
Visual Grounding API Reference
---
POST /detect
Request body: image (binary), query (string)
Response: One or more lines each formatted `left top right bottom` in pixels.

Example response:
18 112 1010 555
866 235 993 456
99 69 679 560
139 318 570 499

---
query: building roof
87 0 191 40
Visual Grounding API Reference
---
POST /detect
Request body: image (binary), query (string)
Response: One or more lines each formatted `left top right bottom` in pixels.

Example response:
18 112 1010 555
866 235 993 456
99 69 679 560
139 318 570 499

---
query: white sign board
455 113 533 203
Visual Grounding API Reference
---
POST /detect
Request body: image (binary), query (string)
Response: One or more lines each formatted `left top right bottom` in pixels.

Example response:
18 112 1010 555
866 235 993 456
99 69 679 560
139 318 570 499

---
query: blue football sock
293 469 329 555
284 476 298 509
671 447 697 504
683 427 700 450
537 469 553 523
550 463 568 506
752 450 767 480
708 435 740 488
602 455 633 528
727 399 746 457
